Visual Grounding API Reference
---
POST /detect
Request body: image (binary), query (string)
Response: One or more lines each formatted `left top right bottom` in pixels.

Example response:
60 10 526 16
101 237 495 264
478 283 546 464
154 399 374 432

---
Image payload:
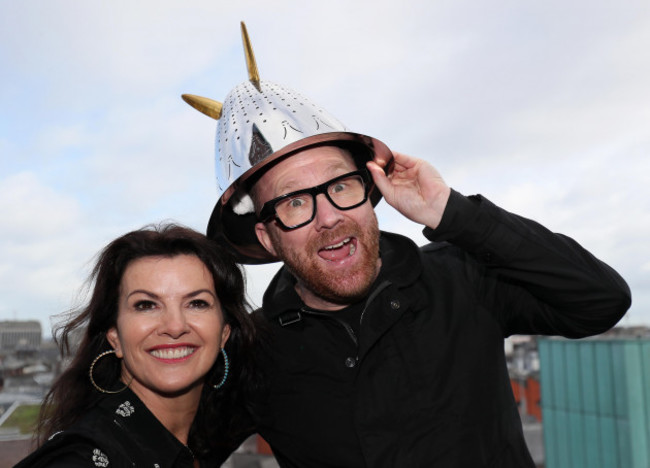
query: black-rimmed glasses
258 170 371 230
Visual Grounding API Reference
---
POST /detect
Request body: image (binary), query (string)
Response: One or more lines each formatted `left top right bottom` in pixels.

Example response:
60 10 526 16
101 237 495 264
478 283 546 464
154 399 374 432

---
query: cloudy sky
1 1 648 337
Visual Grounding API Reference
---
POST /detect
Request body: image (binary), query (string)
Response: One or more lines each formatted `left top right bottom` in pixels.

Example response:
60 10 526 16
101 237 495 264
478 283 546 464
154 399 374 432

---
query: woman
16 224 261 467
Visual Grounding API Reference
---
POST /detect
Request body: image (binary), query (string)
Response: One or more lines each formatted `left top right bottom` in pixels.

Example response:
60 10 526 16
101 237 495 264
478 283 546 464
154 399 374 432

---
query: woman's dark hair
36 223 263 456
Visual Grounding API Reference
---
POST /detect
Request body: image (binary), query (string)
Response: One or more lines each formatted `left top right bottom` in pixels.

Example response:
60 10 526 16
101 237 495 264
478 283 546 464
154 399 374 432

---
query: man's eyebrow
275 164 352 195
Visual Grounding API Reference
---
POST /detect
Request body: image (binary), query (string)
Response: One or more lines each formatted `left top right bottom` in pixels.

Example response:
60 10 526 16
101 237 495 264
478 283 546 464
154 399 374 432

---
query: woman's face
106 254 230 403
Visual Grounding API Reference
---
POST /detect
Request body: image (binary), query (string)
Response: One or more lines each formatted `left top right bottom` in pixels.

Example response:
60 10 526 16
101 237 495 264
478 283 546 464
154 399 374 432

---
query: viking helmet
183 22 393 264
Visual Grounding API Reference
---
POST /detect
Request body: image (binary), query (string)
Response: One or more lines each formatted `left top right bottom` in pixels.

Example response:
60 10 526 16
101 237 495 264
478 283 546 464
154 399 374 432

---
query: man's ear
255 222 277 256
106 327 123 358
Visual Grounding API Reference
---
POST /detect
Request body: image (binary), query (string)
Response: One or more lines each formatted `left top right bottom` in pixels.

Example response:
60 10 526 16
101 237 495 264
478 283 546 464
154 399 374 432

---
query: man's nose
313 193 343 230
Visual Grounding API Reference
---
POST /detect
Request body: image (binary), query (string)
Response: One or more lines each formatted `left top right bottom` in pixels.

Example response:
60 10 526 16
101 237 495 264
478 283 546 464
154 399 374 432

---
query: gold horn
181 94 223 120
241 21 261 91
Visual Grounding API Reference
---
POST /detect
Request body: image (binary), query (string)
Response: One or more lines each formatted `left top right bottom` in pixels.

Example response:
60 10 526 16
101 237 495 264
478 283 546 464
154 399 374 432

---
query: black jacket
14 388 208 468
253 190 631 467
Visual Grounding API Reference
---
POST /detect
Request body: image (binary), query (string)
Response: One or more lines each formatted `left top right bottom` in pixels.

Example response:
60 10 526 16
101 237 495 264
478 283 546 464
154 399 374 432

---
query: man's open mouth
318 237 357 261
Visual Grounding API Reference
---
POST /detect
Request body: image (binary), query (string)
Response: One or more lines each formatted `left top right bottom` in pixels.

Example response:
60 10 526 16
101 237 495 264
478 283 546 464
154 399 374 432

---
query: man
184 23 631 467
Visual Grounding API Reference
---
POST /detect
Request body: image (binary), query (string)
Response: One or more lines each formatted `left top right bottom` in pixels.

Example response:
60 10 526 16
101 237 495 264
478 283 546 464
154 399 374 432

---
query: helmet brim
207 132 393 264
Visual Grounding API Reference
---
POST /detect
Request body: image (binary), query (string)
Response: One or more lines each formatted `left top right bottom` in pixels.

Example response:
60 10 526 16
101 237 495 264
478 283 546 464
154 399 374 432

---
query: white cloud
34 124 88 157
0 172 81 238
0 173 93 329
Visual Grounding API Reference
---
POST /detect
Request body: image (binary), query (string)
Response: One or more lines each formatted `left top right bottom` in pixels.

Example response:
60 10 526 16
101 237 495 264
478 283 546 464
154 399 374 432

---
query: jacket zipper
300 307 359 346
359 280 391 327
300 279 393 350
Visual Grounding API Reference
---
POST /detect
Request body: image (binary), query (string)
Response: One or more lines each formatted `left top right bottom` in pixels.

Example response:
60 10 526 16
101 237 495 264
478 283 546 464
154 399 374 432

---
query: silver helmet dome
183 22 393 264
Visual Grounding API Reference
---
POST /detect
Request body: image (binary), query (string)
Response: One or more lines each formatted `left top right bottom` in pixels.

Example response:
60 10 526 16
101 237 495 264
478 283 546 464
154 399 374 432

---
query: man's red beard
268 212 381 307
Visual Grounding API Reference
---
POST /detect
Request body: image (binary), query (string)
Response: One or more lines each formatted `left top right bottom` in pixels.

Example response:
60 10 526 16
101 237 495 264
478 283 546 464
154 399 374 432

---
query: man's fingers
366 161 393 198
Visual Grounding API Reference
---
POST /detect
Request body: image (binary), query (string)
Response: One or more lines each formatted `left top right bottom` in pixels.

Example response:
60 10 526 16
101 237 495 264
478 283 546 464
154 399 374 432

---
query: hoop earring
89 349 128 394
213 348 229 390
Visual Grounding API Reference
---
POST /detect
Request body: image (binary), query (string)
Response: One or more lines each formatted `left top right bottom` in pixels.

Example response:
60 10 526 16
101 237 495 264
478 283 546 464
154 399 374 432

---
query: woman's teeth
150 347 196 359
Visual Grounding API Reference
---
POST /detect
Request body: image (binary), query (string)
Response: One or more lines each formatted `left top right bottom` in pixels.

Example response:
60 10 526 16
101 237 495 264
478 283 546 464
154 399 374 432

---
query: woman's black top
14 387 209 468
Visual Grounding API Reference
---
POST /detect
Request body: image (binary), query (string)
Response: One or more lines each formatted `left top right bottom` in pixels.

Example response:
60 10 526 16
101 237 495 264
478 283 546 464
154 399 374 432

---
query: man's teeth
323 237 355 256
324 237 351 250
150 347 196 359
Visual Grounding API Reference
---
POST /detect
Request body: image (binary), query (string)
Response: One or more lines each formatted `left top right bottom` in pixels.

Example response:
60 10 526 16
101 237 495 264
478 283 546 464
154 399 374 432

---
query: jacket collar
99 387 196 466
262 231 422 319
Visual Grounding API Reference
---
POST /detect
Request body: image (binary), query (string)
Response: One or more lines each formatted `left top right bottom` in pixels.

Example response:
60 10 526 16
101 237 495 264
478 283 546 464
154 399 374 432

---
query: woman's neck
129 384 202 445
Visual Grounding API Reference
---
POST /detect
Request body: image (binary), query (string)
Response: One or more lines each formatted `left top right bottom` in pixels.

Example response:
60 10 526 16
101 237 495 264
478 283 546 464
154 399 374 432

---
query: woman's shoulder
15 390 197 468
13 425 125 468
14 402 135 468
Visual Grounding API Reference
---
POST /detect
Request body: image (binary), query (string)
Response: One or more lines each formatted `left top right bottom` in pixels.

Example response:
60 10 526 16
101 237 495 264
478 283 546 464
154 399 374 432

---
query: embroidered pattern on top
47 430 64 441
92 448 109 467
115 401 135 417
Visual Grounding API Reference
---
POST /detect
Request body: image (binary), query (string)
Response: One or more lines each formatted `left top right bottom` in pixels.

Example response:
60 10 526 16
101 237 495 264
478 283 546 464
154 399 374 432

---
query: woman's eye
189 299 210 309
134 300 156 310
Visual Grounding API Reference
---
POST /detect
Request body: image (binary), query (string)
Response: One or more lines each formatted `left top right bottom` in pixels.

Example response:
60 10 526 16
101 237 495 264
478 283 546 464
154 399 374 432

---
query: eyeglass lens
275 174 366 228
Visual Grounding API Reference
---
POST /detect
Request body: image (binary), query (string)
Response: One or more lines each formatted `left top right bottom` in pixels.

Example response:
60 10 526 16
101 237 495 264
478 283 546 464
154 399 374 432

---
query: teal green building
539 337 650 468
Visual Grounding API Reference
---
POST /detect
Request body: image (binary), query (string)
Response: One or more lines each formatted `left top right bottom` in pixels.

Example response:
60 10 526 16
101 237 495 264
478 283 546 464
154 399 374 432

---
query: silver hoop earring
89 349 128 394
213 348 229 390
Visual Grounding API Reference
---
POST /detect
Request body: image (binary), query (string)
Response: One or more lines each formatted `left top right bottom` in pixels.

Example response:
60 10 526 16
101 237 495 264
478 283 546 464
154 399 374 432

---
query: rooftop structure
0 321 42 352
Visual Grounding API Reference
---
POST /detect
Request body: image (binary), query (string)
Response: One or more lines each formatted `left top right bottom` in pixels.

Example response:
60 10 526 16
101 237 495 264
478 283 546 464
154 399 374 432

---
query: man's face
254 146 381 310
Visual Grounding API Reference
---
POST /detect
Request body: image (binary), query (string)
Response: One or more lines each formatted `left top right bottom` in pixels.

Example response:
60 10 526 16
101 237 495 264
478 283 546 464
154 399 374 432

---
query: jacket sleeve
13 438 112 468
423 189 631 338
